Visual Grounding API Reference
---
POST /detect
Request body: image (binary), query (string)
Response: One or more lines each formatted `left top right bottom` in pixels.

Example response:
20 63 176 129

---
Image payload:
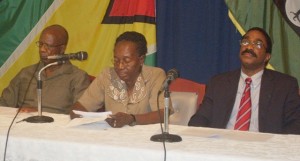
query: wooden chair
169 92 198 126
168 78 206 126
88 75 96 83
169 78 206 107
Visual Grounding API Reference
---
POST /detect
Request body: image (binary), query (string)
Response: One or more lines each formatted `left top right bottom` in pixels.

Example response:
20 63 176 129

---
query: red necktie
234 78 252 131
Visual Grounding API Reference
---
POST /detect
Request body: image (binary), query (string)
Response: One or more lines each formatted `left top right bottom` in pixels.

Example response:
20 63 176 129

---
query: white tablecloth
1 106 300 161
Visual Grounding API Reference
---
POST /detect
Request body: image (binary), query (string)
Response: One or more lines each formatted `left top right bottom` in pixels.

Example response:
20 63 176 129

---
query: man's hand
105 112 134 128
69 110 82 119
19 107 37 113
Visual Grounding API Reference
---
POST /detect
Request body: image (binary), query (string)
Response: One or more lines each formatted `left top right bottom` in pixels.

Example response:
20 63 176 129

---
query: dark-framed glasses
112 58 132 66
35 41 64 50
240 39 265 49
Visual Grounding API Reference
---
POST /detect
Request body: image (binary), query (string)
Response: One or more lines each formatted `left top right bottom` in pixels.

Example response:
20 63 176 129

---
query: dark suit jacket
189 69 300 134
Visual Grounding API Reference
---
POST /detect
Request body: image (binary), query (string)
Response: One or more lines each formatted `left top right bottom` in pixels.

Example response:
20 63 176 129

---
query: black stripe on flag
274 0 300 37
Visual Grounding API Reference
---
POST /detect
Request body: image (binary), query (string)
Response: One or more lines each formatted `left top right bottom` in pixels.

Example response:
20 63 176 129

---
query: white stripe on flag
146 43 157 56
0 0 64 77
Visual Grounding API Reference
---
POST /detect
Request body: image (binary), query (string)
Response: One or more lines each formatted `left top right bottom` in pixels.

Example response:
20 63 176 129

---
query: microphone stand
24 60 65 123
150 87 182 142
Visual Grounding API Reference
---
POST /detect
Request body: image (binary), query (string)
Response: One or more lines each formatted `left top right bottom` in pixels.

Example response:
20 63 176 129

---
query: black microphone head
55 60 66 65
168 68 179 79
159 68 179 93
75 51 88 60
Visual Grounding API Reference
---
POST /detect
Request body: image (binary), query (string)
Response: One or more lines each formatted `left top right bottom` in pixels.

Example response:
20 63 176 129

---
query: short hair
42 24 69 45
115 31 147 56
243 27 272 54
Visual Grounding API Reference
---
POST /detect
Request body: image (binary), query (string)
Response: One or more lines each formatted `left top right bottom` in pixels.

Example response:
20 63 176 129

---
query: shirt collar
240 69 263 88
107 66 147 105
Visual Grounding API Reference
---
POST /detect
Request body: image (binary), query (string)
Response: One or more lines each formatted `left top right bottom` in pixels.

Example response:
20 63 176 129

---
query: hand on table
105 112 134 128
19 107 37 113
69 110 82 119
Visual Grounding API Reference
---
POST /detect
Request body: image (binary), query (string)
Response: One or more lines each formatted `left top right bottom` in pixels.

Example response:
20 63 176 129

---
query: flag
274 0 300 37
0 0 157 93
225 0 300 85
0 0 54 92
100 0 156 66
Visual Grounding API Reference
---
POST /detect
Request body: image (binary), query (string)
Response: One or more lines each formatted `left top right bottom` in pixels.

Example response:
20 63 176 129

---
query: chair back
88 75 96 83
169 92 198 126
169 78 206 107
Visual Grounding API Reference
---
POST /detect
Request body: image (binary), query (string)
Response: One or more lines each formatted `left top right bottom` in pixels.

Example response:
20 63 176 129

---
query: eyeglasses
112 58 133 66
240 39 265 49
35 41 64 50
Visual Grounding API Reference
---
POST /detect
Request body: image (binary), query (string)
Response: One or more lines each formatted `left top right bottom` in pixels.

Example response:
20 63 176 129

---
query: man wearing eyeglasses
189 27 300 134
0 24 90 114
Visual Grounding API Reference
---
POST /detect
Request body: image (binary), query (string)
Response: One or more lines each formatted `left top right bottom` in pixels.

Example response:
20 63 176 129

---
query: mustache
241 49 257 58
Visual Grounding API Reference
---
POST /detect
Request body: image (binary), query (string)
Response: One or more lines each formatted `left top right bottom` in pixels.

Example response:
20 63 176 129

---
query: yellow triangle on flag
0 0 157 92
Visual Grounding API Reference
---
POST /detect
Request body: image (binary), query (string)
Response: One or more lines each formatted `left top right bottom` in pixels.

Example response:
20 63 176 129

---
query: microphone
23 61 67 123
47 51 88 61
159 68 179 92
150 68 182 143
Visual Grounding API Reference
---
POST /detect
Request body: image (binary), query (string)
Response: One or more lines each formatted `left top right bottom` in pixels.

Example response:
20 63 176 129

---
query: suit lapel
223 70 240 126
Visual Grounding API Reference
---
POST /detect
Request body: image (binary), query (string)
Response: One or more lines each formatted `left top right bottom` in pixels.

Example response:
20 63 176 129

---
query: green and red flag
0 0 156 93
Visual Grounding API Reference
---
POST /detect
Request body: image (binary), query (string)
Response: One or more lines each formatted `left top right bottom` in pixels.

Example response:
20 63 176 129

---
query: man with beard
188 27 300 134
70 31 169 128
0 25 90 114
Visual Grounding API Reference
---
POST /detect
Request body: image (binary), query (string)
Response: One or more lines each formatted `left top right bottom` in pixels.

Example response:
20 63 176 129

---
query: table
1 106 300 161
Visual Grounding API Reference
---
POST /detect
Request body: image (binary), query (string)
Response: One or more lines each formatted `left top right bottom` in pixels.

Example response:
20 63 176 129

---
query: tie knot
245 78 252 85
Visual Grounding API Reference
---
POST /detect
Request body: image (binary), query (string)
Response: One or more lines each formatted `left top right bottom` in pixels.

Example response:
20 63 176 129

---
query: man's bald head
41 25 69 45
38 25 69 64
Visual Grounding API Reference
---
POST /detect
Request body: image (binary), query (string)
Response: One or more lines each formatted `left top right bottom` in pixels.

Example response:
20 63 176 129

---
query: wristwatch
129 114 136 126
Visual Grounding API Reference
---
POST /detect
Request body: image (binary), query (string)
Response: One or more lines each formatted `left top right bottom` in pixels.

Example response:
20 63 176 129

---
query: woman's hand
105 112 134 128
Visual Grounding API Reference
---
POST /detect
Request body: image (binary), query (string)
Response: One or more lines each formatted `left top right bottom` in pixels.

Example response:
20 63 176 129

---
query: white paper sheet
66 110 112 128
73 110 112 118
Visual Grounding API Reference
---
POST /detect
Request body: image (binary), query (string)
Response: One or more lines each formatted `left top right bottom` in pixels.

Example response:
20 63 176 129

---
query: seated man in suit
189 27 300 135
0 24 90 114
